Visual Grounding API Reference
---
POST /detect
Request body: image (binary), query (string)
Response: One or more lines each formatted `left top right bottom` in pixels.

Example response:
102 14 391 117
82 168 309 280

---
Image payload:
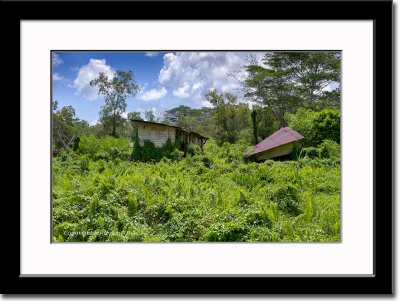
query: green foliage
290 142 300 160
131 138 180 162
52 101 90 151
145 109 156 122
285 108 340 147
243 52 340 125
311 109 340 145
53 51 342 243
170 149 184 162
319 140 340 160
187 143 202 156
285 108 317 147
128 111 143 121
299 147 320 159
271 185 302 216
90 70 140 137
53 138 340 242
164 106 214 135
205 89 252 145
299 140 340 162
77 136 131 161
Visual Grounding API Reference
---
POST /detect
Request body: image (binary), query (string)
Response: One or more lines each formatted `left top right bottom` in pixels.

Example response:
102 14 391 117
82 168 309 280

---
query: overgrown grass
52 137 340 242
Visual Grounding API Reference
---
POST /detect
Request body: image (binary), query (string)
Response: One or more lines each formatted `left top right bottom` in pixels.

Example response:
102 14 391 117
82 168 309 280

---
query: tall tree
244 64 299 126
251 109 258 144
264 52 340 108
243 51 340 126
145 109 156 122
127 111 143 121
90 70 140 137
52 101 89 150
205 89 251 144
164 105 214 134
53 102 76 149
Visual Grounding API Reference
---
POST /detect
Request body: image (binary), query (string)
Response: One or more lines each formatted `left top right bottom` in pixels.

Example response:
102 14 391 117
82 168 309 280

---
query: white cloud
89 119 98 126
173 83 190 98
52 73 64 81
138 87 168 101
159 52 265 107
201 100 213 108
72 59 114 101
52 53 63 66
145 52 159 57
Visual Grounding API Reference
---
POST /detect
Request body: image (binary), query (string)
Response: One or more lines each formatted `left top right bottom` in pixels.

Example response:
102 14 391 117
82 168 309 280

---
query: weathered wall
137 123 176 147
189 134 202 146
255 142 294 161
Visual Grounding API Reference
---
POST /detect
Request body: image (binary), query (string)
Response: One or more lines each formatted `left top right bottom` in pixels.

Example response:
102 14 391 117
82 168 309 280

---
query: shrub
142 140 159 161
202 219 249 242
319 140 340 159
170 149 184 162
132 138 180 162
79 155 90 171
286 108 340 147
164 212 201 241
271 185 302 216
73 136 80 151
311 109 340 145
285 108 317 147
299 147 320 159
187 143 202 156
78 136 131 160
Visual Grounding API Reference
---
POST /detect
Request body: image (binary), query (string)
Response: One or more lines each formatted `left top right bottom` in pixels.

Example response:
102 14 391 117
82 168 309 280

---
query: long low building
130 119 208 152
245 127 304 161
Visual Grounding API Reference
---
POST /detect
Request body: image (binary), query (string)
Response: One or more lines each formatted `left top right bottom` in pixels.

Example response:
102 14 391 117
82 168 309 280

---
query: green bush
285 108 317 147
202 219 249 242
187 143 202 156
132 138 180 162
311 109 340 145
271 185 302 216
78 136 131 160
319 140 340 159
170 149 184 162
285 108 340 147
299 147 320 159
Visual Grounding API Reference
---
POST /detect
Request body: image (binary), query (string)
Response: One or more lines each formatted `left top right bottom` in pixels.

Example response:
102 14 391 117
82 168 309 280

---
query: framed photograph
5 0 393 294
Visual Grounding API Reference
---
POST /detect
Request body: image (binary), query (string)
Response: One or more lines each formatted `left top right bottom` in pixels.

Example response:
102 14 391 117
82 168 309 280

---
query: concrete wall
137 123 176 147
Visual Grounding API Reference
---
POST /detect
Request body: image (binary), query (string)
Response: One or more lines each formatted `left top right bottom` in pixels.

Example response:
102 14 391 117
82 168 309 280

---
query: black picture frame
4 0 393 295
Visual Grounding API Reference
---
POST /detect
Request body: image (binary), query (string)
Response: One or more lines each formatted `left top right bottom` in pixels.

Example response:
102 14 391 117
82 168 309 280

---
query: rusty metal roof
245 127 303 157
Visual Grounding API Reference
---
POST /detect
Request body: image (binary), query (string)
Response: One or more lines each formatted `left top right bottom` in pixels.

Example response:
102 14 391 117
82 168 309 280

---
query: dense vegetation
52 51 341 242
53 138 340 242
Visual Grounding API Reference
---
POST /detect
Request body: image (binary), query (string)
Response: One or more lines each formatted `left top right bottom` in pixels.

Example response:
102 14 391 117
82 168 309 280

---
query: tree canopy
90 70 140 137
243 51 340 126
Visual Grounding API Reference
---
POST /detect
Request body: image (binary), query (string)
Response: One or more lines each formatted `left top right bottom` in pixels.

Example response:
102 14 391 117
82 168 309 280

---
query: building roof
129 119 208 140
245 127 303 157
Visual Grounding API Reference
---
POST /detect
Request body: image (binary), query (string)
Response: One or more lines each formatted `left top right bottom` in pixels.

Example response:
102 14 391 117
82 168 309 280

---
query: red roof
245 127 303 157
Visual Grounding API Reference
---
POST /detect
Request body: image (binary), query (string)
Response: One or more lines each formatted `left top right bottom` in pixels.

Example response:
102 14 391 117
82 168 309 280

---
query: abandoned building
245 127 304 161
130 119 208 152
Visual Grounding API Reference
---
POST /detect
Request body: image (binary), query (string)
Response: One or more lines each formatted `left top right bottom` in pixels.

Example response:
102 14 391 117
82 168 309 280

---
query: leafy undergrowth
52 138 340 242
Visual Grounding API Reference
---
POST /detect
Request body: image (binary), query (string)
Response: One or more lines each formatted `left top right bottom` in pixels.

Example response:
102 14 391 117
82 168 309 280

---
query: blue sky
52 51 260 125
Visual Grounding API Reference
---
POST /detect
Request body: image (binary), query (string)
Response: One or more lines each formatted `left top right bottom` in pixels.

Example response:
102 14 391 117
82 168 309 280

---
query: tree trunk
112 110 116 137
251 109 258 145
